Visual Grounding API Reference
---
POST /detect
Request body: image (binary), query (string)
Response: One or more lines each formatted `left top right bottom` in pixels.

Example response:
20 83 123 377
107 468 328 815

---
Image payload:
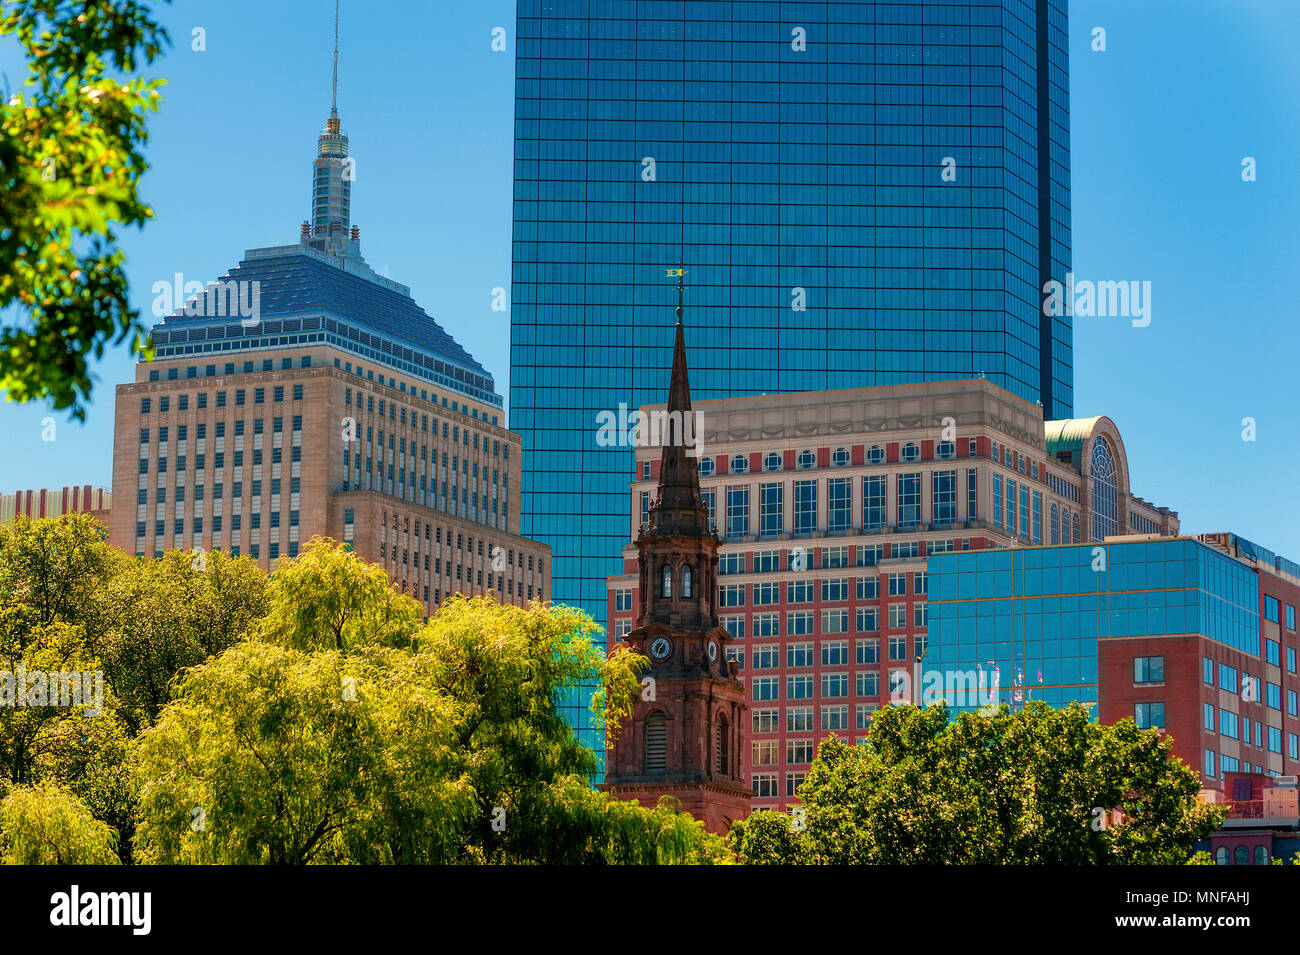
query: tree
0 781 120 864
0 0 168 416
133 549 728 864
729 702 1225 865
257 538 423 653
97 547 268 731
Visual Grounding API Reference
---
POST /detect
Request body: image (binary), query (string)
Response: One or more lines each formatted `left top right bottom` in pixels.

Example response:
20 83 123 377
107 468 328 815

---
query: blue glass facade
511 0 1072 755
927 540 1262 714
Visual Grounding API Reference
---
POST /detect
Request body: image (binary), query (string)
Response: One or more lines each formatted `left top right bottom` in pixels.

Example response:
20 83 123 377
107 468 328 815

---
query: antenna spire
667 265 686 324
331 0 340 116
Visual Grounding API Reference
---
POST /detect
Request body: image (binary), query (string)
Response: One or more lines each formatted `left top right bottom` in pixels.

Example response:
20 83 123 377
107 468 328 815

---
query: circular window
763 452 782 471
832 447 850 467
866 445 884 465
937 440 955 459
730 454 749 474
902 442 920 462
797 450 816 469
698 457 715 477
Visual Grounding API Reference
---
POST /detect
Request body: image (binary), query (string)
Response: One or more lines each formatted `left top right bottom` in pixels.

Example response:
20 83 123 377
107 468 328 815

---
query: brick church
602 284 752 833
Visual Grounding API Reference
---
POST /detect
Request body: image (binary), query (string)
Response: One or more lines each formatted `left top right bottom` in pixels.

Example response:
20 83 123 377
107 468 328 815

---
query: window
753 582 779 606
821 610 848 634
1267 682 1281 710
752 709 778 734
1203 703 1215 731
697 457 714 477
900 442 919 462
751 741 778 766
786 739 814 765
681 566 692 598
888 634 907 661
827 477 851 532
832 447 849 467
787 707 813 733
1264 595 1280 623
1219 664 1238 694
788 676 813 700
866 445 884 465
1288 604 1296 630
797 449 815 469
787 580 813 603
857 576 879 600
863 475 886 529
1134 703 1165 730
752 774 778 799
752 678 779 702
661 566 672 598
936 440 955 460
992 473 1002 528
821 673 848 698
931 470 956 526
856 607 879 633
793 481 816 536
856 671 879 697
763 452 781 472
888 605 907 630
726 486 749 540
787 642 813 667
821 705 849 731
1219 709 1239 740
1289 689 1298 717
758 483 782 537
1203 657 1215 685
752 645 779 670
896 473 921 526
644 713 666 772
822 578 849 602
856 638 879 664
1133 656 1164 684
730 454 748 474
1090 438 1119 540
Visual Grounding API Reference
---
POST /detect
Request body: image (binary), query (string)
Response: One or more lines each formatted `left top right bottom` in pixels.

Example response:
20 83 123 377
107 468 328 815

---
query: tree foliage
730 702 1225 864
132 546 727 864
0 781 120 864
0 0 169 416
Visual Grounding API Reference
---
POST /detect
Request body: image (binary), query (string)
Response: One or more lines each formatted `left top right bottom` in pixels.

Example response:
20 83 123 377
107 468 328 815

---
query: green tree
729 702 1224 865
0 781 120 864
257 537 423 652
0 0 169 416
98 547 268 731
133 548 727 864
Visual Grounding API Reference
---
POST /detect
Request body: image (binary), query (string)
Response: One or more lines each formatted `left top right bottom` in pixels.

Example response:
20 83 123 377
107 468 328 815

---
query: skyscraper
109 7 551 610
510 1 1071 751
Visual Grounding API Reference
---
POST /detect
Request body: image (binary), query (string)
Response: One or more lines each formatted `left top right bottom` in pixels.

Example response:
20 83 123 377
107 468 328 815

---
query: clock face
650 637 672 661
707 640 719 662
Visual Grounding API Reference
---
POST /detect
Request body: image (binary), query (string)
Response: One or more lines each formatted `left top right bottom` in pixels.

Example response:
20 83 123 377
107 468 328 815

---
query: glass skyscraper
510 0 1072 754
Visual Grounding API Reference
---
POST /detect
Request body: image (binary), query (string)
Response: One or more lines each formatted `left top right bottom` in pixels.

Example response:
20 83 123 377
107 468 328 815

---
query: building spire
649 267 708 539
331 0 340 117
303 0 360 260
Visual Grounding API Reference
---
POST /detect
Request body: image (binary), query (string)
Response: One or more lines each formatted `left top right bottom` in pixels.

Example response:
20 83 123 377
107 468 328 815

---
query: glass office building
511 0 1072 755
927 539 1262 714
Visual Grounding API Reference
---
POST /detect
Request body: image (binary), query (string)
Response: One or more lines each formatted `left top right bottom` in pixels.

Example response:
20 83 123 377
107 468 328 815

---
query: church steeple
649 271 709 540
301 0 361 261
602 267 751 834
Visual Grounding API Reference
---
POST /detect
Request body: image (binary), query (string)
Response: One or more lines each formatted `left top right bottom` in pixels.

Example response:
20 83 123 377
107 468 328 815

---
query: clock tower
603 275 751 833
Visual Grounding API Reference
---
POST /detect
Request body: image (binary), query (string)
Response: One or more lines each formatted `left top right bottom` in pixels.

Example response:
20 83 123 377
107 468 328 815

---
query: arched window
681 565 693 598
715 716 729 775
1072 512 1080 544
661 565 672 598
1255 845 1270 865
1215 847 1230 865
1234 846 1250 866
1051 503 1060 544
1090 438 1119 541
644 712 666 772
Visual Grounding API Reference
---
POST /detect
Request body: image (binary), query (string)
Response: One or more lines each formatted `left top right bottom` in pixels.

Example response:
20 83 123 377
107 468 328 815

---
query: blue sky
2 0 1297 556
